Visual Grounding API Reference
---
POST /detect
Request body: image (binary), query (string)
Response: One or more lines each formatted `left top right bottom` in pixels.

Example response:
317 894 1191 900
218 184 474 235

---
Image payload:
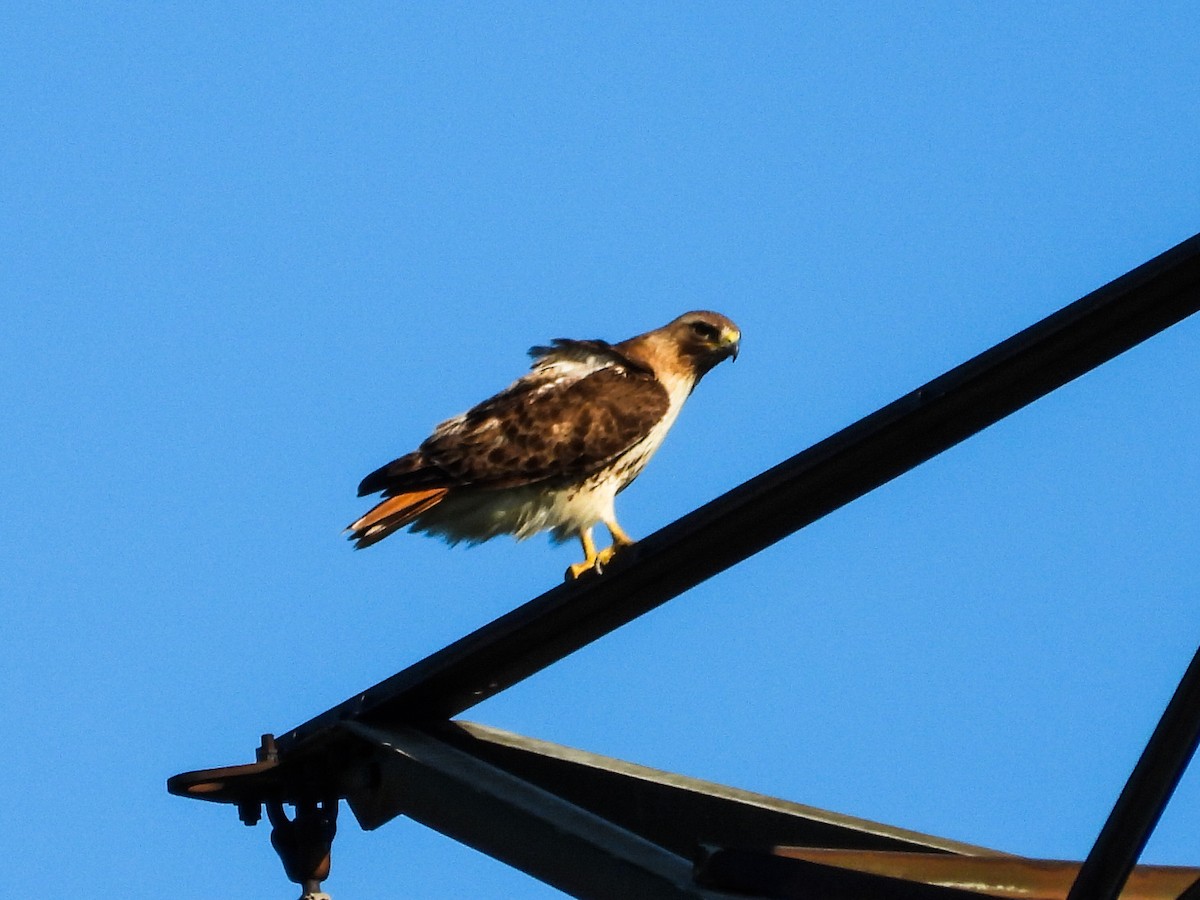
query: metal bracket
267 797 338 900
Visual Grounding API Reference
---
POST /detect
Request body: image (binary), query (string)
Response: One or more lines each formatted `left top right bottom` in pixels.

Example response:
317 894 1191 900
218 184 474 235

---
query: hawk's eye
689 321 720 341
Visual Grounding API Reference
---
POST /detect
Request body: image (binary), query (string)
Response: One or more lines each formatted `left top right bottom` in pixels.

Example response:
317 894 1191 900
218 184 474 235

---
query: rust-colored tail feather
347 488 449 549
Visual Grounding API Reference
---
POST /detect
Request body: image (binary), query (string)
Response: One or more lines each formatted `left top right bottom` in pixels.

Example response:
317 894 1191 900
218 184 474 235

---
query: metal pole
1066 643 1200 900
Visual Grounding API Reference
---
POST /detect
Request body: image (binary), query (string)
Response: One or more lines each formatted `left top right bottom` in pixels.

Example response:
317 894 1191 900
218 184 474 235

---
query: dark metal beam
1066 643 1200 900
273 231 1200 753
427 721 1000 858
341 723 738 900
343 722 1058 900
694 847 1200 900
727 848 1200 900
695 847 997 900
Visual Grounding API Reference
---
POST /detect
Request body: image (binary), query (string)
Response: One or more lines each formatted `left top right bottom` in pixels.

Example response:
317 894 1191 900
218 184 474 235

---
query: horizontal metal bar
696 847 1200 900
695 846 995 900
275 231 1200 753
1067 642 1200 900
761 848 1200 900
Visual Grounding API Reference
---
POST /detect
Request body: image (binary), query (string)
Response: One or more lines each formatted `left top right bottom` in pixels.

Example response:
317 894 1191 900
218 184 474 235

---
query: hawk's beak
721 328 741 362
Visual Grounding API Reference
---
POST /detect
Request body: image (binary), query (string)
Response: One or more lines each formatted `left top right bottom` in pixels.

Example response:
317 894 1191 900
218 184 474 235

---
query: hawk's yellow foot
565 522 637 581
566 527 600 580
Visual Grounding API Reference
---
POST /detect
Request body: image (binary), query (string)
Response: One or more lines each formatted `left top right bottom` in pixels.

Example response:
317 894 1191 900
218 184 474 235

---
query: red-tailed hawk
348 311 740 579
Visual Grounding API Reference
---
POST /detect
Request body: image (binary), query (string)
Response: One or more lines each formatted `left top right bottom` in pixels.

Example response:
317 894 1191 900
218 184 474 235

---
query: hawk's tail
347 488 449 549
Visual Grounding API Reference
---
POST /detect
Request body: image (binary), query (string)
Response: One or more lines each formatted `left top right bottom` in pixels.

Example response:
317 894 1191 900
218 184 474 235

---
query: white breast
608 367 695 492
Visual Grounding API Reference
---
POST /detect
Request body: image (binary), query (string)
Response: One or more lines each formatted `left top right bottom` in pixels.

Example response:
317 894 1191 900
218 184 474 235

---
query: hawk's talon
566 560 599 581
565 540 637 581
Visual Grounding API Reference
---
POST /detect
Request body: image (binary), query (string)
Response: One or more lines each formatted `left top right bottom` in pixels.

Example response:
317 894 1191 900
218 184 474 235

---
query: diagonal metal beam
427 721 1001 859
341 722 739 900
274 231 1200 754
1066 642 1200 900
340 720 1025 900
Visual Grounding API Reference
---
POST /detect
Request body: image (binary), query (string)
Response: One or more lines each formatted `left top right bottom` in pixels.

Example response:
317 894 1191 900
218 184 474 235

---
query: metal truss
169 233 1200 899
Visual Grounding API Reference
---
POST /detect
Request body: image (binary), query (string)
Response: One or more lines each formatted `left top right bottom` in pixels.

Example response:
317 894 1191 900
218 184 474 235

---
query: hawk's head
616 310 740 385
662 310 741 378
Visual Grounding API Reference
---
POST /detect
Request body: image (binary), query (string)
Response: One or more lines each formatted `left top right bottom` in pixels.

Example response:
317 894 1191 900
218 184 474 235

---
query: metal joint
267 798 338 899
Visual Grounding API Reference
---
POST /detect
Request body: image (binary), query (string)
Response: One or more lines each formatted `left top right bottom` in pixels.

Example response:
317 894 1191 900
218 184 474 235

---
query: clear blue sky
4 4 1200 898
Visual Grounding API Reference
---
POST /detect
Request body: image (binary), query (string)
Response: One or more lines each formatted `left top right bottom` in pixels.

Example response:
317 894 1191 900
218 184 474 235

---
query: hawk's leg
566 527 601 580
595 516 636 569
567 520 638 580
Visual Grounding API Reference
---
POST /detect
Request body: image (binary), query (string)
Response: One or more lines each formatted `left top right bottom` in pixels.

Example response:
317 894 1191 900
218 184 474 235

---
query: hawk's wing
358 340 670 497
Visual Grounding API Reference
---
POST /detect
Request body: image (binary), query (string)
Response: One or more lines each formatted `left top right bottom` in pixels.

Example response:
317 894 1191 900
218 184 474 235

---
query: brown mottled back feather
422 368 668 488
357 349 670 498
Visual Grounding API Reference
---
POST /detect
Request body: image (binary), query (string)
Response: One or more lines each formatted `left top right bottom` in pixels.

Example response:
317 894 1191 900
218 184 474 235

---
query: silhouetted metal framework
170 233 1200 900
